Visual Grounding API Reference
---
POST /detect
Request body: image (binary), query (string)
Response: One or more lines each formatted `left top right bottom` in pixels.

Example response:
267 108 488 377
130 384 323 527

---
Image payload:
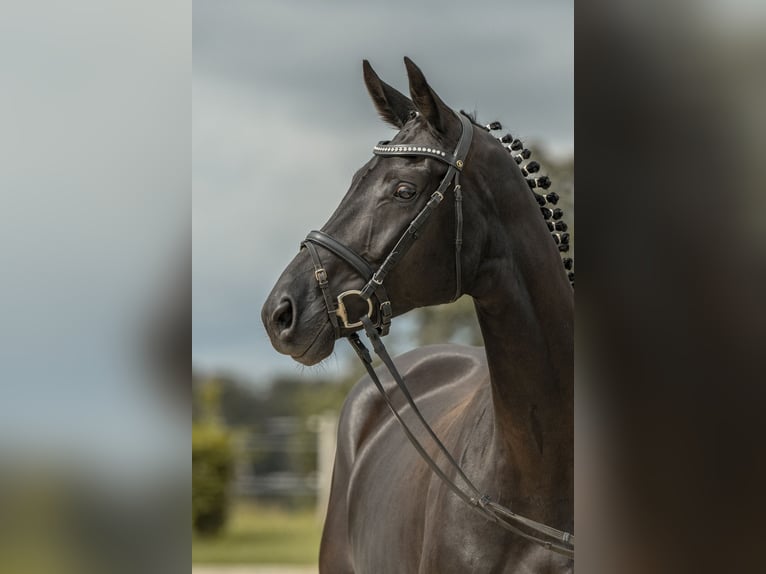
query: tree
192 380 234 536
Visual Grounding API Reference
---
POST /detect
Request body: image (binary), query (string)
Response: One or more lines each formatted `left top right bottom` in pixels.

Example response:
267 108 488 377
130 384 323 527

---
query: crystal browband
373 142 447 157
373 142 463 168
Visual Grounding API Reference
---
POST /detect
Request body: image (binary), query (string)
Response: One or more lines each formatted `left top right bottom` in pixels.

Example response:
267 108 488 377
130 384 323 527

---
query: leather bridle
302 112 474 339
300 112 575 559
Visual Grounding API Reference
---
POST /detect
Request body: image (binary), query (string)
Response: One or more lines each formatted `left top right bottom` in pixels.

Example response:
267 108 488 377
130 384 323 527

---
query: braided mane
461 111 574 287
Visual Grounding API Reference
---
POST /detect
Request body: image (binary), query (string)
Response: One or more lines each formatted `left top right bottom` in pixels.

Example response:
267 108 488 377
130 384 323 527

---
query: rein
301 112 574 559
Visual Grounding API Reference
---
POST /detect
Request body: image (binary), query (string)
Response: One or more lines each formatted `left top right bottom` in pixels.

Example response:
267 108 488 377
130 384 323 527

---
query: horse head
262 58 507 364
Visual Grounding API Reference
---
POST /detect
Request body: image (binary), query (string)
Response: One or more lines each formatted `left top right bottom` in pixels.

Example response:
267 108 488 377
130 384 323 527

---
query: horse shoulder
324 344 488 573
336 343 488 467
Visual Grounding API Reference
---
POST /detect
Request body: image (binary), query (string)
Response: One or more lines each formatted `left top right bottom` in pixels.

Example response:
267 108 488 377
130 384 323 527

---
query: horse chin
291 322 336 366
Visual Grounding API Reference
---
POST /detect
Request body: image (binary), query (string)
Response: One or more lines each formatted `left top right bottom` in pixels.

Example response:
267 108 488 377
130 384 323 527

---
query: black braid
493 124 574 287
460 113 574 288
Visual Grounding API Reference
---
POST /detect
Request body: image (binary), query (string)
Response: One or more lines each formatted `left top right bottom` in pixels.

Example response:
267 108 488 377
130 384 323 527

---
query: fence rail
233 414 337 518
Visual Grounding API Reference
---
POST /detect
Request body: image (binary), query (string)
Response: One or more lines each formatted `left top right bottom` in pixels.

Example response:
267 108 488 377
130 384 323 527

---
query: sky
193 0 574 385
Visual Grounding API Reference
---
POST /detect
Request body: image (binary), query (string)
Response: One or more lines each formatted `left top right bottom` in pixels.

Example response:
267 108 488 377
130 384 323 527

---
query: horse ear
403 57 459 139
363 60 414 129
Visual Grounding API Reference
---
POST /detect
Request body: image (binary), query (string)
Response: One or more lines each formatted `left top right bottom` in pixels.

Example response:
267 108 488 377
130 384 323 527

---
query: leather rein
301 113 575 559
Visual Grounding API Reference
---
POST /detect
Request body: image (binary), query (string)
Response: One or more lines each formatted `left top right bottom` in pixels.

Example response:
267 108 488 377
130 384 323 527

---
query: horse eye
394 184 417 201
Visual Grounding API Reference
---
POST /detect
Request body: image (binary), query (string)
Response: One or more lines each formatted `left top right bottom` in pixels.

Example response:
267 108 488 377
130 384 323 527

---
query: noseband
300 112 575 559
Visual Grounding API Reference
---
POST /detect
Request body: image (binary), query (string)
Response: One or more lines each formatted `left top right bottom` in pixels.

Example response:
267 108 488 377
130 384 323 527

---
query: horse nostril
272 298 295 335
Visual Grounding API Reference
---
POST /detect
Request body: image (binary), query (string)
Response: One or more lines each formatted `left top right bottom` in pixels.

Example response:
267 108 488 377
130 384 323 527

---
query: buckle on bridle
314 268 328 285
336 290 374 329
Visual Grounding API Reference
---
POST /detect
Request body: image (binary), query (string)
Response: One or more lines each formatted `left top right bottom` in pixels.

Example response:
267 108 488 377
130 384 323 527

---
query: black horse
262 58 573 573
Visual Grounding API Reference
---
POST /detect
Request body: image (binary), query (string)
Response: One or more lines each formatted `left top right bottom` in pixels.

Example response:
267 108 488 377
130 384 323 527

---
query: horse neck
469 160 573 510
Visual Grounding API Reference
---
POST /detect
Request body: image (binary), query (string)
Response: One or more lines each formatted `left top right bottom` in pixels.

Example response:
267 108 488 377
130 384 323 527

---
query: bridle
302 112 474 339
301 112 575 559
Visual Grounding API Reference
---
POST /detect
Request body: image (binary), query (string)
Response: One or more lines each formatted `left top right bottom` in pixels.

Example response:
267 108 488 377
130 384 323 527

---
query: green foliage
193 373 354 430
192 383 235 536
192 373 355 510
266 376 355 419
411 296 482 347
192 424 234 536
197 379 224 424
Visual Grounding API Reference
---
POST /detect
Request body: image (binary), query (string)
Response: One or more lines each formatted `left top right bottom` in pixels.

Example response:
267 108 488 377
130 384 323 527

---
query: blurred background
1 1 190 573
192 1 572 572
3 0 762 573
